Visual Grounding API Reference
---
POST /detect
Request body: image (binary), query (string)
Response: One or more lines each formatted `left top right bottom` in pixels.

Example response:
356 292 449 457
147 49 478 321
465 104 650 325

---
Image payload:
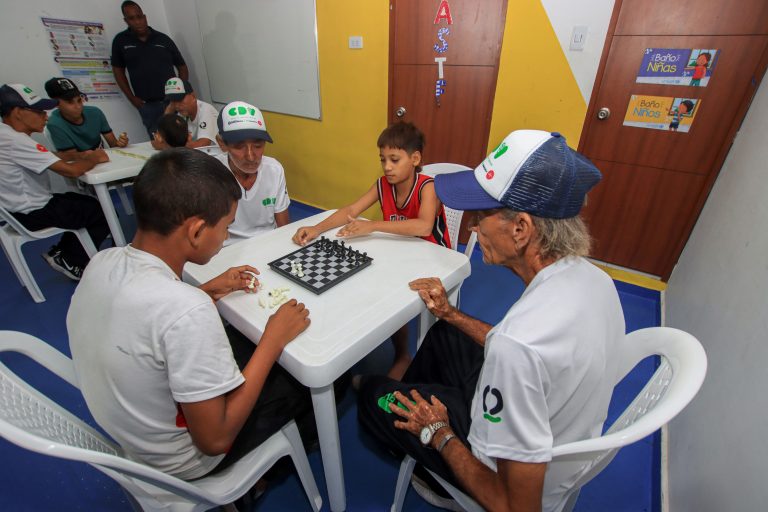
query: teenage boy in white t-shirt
68 147 316 481
153 78 218 150
0 83 110 280
215 101 290 245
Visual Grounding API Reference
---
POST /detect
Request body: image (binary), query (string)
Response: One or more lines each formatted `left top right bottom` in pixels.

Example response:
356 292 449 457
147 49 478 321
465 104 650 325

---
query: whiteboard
195 0 321 119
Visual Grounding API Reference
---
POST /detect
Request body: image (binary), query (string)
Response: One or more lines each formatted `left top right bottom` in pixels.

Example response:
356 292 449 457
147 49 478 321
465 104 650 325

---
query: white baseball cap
216 101 272 144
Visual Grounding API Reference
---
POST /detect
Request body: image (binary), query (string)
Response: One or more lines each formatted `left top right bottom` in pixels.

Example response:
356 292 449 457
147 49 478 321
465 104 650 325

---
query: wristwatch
420 421 448 446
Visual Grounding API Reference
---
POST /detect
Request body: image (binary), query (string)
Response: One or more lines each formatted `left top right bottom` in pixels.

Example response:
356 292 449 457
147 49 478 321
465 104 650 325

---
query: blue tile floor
0 199 660 511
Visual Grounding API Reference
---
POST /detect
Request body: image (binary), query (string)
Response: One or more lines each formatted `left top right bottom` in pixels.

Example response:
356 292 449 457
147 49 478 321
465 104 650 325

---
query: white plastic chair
391 326 708 512
422 163 477 259
0 331 323 512
418 163 477 345
0 205 98 303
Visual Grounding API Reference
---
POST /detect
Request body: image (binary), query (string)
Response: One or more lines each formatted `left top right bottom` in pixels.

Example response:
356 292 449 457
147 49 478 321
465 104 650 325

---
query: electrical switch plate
349 36 363 49
569 26 588 51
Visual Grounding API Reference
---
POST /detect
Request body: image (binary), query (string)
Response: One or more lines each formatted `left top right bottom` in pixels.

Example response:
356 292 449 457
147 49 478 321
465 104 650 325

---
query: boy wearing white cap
0 83 110 281
154 78 218 149
214 101 290 245
358 130 625 512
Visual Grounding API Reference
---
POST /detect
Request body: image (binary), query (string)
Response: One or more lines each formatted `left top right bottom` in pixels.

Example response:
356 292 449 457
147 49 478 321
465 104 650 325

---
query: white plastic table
183 211 472 511
79 142 157 246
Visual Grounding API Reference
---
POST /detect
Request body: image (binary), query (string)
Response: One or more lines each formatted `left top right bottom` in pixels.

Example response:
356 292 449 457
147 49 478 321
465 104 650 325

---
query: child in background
292 122 451 380
153 113 191 149
157 78 218 149
44 77 128 159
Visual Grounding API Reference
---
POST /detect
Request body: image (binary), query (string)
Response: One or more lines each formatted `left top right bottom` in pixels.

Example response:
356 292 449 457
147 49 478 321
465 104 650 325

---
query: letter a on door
433 0 453 25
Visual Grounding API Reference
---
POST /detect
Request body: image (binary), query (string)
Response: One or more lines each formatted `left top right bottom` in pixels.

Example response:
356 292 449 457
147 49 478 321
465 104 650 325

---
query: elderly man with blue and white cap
358 130 626 512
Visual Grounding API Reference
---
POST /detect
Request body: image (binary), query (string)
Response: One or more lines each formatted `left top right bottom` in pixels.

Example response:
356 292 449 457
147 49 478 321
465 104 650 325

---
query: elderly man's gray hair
500 209 592 259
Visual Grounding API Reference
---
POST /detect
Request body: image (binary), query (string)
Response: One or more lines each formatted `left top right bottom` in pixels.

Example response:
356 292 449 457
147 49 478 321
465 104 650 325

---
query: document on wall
41 17 120 100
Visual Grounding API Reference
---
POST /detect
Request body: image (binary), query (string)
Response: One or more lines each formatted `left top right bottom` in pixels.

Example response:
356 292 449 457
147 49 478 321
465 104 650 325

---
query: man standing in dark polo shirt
111 1 189 137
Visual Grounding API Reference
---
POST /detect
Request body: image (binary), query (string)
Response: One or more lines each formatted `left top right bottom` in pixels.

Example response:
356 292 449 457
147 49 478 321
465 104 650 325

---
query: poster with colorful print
41 17 120 99
636 48 719 87
623 95 701 133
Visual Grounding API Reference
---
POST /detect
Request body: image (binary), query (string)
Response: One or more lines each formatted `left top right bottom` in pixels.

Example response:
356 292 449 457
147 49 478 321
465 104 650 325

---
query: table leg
311 384 346 511
93 183 127 246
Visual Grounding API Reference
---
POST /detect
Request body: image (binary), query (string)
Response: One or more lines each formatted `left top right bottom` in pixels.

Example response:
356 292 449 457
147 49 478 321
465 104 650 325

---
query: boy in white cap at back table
215 101 290 245
154 78 218 150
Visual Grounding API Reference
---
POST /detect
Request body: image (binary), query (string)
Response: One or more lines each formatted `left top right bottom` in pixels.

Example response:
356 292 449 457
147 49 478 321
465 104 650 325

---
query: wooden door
579 0 768 279
389 0 506 242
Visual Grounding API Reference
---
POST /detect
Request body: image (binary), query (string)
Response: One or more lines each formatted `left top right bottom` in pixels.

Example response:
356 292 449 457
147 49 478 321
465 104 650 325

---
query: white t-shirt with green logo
468 256 625 512
216 153 290 245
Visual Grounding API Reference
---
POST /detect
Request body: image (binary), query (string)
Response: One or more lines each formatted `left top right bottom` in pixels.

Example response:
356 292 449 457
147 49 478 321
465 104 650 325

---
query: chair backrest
0 331 225 506
551 326 707 511
421 163 477 257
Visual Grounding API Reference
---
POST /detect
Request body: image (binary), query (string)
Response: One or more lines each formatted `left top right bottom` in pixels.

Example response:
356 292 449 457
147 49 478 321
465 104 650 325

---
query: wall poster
623 95 701 133
41 17 120 99
636 48 719 87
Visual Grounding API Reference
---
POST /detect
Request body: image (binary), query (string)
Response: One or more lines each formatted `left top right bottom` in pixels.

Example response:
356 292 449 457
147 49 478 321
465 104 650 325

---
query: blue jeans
137 100 167 138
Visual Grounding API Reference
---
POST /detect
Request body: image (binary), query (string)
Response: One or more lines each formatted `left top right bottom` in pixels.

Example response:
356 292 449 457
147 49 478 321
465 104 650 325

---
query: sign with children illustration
623 95 701 133
636 48 719 87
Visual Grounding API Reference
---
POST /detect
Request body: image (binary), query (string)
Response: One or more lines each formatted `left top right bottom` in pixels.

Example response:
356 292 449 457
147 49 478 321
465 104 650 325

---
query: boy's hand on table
337 215 372 238
201 265 260 301
263 300 311 350
85 148 110 164
292 226 319 246
117 132 129 147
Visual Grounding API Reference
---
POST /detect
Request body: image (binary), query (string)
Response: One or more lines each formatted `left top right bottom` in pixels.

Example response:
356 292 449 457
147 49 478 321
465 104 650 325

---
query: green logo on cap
228 105 257 117
492 141 508 160
23 86 33 94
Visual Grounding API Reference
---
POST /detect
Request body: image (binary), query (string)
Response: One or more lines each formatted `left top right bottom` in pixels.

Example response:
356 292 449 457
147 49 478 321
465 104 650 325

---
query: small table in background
80 142 157 246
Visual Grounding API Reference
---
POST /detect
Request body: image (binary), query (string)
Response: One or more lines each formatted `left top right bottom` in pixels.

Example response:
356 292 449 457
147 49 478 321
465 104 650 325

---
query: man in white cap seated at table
214 101 290 245
357 130 626 512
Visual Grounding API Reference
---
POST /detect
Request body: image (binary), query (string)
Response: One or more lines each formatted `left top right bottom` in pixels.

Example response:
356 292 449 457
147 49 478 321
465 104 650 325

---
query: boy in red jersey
292 122 451 379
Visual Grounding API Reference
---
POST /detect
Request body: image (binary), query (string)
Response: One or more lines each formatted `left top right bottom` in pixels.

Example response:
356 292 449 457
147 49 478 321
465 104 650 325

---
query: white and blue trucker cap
216 101 273 144
434 130 602 218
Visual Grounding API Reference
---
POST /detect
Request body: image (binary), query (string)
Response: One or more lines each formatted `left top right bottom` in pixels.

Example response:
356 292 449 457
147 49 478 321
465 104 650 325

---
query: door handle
395 106 407 118
597 107 611 120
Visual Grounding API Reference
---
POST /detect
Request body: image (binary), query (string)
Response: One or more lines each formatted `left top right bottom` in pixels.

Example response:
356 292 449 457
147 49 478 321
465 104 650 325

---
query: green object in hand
377 392 414 414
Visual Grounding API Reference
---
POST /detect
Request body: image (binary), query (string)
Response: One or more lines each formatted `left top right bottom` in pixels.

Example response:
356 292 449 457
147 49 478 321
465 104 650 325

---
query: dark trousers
12 192 110 268
357 320 485 490
209 326 349 475
138 100 166 138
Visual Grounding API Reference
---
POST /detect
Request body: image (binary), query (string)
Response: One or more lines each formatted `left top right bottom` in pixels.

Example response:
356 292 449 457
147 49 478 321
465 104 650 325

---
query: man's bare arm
409 278 492 345
113 67 143 109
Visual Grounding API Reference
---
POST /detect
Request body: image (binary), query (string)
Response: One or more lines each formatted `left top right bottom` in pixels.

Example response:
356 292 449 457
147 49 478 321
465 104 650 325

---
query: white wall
0 0 174 144
161 0 212 104
665 78 768 510
541 0 615 104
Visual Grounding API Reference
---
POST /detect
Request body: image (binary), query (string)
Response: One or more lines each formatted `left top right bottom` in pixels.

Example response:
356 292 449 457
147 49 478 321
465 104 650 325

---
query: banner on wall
41 17 120 99
623 95 701 133
636 48 719 87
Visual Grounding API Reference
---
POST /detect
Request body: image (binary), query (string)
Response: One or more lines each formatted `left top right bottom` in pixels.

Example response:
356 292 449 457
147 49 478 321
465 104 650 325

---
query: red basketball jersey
377 174 452 248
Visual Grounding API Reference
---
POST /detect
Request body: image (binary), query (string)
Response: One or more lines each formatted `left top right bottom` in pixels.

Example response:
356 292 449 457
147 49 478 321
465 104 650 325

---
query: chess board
267 237 373 294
